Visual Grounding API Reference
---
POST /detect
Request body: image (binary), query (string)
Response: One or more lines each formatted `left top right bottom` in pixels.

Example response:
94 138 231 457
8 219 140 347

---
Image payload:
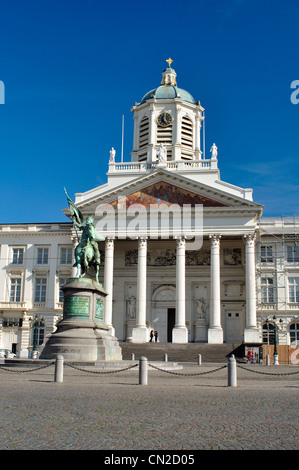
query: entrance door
167 308 176 342
225 312 242 343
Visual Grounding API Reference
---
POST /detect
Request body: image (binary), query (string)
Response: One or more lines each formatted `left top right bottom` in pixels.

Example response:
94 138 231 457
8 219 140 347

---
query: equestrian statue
64 188 105 283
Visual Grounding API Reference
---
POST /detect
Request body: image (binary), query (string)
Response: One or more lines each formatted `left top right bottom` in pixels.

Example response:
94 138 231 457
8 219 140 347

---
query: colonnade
103 234 259 343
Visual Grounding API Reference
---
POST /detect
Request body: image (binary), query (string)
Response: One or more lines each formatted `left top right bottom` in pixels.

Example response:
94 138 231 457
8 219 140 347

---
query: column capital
105 237 115 248
209 234 221 246
175 235 186 248
137 236 147 248
243 233 256 246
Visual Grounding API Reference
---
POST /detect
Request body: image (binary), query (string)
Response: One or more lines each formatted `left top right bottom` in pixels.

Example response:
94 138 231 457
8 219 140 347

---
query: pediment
70 169 263 215
110 181 227 208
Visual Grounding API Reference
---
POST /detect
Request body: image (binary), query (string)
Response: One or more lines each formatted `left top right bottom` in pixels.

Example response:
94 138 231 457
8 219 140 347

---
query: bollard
164 353 168 362
228 355 237 387
198 354 202 366
54 355 64 383
131 353 135 361
139 356 148 385
266 354 270 366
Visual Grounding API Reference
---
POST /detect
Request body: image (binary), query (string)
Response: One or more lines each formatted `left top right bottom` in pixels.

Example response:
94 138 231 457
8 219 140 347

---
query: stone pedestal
194 320 208 342
40 278 122 362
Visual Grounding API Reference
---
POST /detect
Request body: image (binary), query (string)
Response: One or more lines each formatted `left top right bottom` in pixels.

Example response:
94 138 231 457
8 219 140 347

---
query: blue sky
0 0 298 222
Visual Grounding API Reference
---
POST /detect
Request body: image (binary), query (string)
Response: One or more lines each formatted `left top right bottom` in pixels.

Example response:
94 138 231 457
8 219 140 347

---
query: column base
207 327 223 344
244 327 260 343
172 326 188 343
20 349 30 358
131 326 148 343
107 326 115 337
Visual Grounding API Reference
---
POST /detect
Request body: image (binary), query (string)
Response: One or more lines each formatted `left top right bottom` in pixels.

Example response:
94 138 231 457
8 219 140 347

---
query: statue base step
39 323 122 362
39 277 122 362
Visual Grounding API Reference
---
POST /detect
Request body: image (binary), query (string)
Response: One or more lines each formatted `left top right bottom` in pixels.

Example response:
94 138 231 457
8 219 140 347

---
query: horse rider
73 216 105 276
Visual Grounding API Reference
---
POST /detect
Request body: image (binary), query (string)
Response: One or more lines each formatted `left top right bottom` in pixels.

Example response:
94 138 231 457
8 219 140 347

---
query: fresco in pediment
111 182 227 208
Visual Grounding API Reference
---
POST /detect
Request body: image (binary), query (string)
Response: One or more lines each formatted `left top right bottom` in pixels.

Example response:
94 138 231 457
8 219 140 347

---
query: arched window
290 323 299 346
262 321 275 344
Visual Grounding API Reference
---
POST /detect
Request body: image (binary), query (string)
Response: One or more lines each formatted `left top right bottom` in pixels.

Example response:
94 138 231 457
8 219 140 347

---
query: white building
0 61 298 358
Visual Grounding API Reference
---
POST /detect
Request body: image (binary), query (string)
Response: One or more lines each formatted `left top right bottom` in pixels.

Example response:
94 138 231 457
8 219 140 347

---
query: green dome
139 64 195 105
140 85 195 104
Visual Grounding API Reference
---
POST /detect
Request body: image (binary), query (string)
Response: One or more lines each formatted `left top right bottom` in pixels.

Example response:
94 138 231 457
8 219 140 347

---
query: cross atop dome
161 59 177 85
166 57 173 68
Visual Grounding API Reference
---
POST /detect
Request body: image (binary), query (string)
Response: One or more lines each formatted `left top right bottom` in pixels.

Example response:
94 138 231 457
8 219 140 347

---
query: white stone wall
0 223 72 357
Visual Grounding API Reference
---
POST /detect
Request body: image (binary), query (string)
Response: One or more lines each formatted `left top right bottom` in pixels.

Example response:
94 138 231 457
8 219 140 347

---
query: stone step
119 342 241 363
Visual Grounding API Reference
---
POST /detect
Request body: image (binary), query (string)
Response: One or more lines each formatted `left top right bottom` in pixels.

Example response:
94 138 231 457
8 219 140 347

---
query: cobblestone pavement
0 362 298 451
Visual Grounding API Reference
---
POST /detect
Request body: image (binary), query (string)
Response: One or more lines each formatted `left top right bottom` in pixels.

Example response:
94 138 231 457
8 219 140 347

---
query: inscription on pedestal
64 296 90 319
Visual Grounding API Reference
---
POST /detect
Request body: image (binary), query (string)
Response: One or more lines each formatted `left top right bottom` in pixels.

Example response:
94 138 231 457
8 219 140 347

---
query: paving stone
0 363 298 450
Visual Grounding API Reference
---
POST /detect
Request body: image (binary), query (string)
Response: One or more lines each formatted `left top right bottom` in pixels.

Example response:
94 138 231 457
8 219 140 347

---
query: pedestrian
154 330 158 342
247 349 252 363
150 330 154 342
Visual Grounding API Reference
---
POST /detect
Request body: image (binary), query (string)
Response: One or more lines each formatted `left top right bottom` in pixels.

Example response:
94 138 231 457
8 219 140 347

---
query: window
12 248 24 264
37 248 48 264
290 323 299 346
261 245 273 263
139 116 149 151
35 278 47 302
261 278 274 303
181 116 193 149
289 278 299 303
10 278 21 302
3 318 23 327
60 247 72 265
287 245 299 262
59 277 68 302
32 320 45 347
263 322 275 344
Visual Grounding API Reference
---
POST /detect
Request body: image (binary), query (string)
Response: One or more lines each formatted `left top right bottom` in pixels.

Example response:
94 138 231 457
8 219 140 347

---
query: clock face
157 112 173 127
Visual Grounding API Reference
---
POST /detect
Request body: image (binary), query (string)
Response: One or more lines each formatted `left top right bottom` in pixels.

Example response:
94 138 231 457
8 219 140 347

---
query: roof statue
109 147 116 163
210 143 218 159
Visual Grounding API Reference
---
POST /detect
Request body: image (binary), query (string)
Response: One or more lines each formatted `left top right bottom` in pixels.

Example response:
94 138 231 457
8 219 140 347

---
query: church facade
0 61 298 358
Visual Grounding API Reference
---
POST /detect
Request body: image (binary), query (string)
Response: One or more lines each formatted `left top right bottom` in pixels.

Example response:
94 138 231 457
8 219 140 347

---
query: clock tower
131 59 205 164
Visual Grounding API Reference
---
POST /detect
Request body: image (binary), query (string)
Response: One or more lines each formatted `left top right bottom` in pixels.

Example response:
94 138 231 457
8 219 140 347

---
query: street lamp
268 316 283 365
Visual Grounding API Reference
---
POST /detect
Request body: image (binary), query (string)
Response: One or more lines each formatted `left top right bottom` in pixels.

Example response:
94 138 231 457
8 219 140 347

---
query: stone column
148 106 156 162
104 237 115 335
173 236 188 343
132 237 148 342
208 234 223 343
195 113 202 160
244 233 259 342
